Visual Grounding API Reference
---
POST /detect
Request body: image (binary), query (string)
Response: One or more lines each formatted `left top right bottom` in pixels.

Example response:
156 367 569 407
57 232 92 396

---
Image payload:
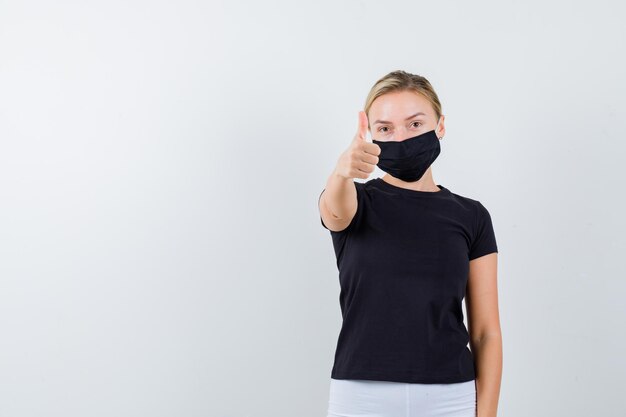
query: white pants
327 378 476 417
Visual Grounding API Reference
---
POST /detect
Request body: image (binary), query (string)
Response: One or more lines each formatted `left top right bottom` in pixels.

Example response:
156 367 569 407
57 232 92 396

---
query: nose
390 127 412 142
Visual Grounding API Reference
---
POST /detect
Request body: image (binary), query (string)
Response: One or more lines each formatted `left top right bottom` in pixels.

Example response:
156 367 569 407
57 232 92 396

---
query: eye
411 121 422 128
378 126 390 133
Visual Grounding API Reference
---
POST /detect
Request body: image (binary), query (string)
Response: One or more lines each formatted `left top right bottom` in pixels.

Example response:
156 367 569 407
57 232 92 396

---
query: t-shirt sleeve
468 201 498 260
319 181 365 233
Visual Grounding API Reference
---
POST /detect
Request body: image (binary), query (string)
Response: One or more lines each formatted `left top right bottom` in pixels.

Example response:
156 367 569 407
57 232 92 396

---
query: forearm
322 169 356 220
473 334 503 417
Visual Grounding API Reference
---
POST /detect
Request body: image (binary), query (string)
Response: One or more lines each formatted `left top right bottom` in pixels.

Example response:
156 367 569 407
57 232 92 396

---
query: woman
318 70 502 417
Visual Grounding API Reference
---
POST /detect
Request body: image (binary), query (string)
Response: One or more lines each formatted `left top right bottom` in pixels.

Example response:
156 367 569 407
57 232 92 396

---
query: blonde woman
319 70 502 417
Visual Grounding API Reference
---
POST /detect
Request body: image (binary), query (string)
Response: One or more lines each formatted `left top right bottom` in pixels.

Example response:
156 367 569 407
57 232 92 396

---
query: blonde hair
364 70 443 128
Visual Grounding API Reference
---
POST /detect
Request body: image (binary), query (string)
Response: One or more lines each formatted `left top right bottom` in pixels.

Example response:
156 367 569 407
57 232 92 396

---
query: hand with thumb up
333 111 381 180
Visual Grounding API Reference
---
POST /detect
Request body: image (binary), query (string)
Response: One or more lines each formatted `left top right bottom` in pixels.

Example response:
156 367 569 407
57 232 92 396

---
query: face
368 90 445 142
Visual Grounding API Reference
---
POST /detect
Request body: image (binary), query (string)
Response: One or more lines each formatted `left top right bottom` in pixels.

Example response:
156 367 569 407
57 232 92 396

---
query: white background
1 1 625 416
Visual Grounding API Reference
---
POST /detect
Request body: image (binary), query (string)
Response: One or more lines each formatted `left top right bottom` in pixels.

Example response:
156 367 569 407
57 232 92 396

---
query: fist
334 111 381 180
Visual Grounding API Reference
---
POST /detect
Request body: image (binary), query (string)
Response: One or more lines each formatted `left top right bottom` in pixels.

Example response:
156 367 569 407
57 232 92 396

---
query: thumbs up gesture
334 111 381 180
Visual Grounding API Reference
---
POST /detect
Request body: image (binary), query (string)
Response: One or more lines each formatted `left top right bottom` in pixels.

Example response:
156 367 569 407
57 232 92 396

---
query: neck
381 170 439 192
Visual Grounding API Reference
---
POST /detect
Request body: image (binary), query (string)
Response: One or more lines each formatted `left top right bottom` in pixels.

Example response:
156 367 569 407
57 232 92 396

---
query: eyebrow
373 112 426 125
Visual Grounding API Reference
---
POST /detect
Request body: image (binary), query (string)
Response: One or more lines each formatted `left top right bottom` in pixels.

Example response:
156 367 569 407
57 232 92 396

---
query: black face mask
372 129 441 182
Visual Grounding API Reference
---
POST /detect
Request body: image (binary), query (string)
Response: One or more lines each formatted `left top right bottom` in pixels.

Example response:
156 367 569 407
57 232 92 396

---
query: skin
319 89 502 417
467 252 502 417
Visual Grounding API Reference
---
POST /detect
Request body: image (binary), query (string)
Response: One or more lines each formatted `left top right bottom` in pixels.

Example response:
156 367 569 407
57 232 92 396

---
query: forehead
369 90 432 122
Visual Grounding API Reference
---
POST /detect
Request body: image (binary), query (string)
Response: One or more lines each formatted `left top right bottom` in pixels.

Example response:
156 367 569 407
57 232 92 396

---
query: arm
466 252 502 417
319 110 379 232
318 170 358 232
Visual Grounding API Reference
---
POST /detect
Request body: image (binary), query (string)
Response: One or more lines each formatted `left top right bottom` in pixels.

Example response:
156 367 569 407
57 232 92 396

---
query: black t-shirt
319 177 498 384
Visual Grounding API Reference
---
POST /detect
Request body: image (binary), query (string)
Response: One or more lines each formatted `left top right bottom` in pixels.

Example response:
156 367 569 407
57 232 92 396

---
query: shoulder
446 187 484 210
445 188 495 224
353 177 378 196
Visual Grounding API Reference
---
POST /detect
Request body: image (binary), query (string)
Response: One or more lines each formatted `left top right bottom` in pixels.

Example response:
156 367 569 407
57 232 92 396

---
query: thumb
356 110 369 141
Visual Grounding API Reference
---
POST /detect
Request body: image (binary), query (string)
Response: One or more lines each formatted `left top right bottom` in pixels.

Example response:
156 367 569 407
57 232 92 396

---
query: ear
436 114 446 139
